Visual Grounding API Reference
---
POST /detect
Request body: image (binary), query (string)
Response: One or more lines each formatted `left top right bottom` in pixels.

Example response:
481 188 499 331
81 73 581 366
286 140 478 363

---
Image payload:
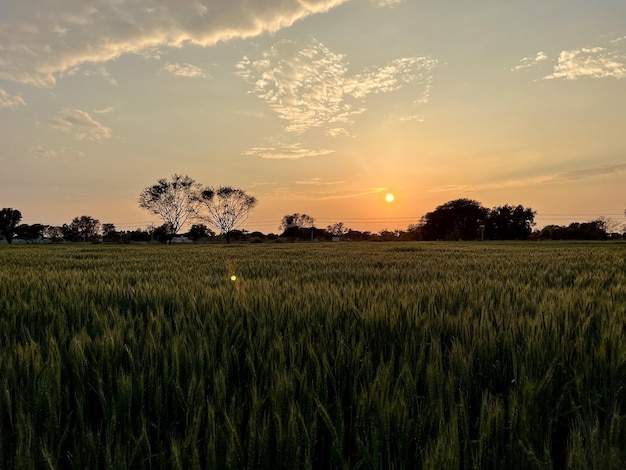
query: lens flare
230 275 237 281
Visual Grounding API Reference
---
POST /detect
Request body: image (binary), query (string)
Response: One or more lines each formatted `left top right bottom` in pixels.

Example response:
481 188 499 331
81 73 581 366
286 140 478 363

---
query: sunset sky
1 0 625 234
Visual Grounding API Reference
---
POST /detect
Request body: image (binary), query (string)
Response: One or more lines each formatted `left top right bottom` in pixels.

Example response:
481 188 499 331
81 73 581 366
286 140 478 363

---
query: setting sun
385 193 395 203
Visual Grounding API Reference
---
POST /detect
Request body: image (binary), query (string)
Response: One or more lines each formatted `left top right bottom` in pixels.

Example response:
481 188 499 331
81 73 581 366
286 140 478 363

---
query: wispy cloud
0 0 350 87
511 51 547 71
243 140 335 160
0 88 26 109
94 106 114 114
373 0 402 7
50 108 112 141
238 38 437 158
237 40 437 134
548 162 626 181
265 184 388 201
428 161 626 194
163 62 209 78
426 184 471 193
76 66 118 85
31 145 85 159
295 178 345 185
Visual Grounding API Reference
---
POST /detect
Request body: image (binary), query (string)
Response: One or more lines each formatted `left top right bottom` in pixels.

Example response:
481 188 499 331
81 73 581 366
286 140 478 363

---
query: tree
418 199 489 241
0 208 23 244
196 187 257 243
485 204 536 240
102 223 120 242
139 174 201 244
15 223 46 242
280 213 315 241
185 224 215 241
327 222 349 237
68 215 101 242
44 225 64 243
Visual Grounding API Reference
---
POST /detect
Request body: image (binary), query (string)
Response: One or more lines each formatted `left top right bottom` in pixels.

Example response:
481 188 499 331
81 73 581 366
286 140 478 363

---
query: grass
0 242 625 468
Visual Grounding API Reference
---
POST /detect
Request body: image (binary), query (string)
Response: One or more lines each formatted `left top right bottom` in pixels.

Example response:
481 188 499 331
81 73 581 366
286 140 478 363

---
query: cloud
326 127 350 137
426 184 470 193
94 106 114 114
295 177 345 185
0 88 26 109
50 108 112 141
0 0 350 87
545 46 626 80
76 66 118 85
243 139 334 159
549 162 626 181
31 145 85 159
264 184 387 201
429 161 626 195
511 51 547 71
238 40 437 135
163 62 209 78
373 0 402 7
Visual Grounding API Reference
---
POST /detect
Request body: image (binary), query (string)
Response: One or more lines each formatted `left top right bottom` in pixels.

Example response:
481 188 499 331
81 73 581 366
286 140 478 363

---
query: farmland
1 242 625 468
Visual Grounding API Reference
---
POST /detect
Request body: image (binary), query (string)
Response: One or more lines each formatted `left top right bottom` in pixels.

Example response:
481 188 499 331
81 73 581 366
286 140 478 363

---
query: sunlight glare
385 193 395 203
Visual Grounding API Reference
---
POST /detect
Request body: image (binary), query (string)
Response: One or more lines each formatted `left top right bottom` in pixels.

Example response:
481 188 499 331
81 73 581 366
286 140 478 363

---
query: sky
1 0 625 235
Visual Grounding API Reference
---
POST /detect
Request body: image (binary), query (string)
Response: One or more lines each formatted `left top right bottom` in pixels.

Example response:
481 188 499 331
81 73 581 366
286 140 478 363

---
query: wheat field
1 242 625 469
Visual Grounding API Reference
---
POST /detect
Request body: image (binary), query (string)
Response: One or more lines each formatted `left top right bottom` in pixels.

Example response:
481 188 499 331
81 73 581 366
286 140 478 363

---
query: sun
385 193 395 203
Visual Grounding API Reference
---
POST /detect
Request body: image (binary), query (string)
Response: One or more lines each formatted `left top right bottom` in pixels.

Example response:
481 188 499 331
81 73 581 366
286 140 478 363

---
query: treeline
1 199 624 245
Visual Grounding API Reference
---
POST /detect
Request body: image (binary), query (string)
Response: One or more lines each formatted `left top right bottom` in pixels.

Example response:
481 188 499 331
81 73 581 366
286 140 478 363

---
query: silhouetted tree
152 224 171 244
139 174 201 244
0 208 22 244
68 215 101 242
485 204 536 240
327 222 349 237
280 213 315 241
196 187 257 244
537 221 609 240
15 223 46 242
185 224 215 241
101 223 120 242
419 199 489 241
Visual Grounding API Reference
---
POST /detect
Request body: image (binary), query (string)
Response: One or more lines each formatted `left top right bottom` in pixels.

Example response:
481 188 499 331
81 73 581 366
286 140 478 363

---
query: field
1 242 625 469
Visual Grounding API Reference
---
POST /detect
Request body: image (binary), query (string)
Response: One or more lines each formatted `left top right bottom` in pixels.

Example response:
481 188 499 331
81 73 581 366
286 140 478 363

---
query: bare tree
196 187 257 243
139 174 201 243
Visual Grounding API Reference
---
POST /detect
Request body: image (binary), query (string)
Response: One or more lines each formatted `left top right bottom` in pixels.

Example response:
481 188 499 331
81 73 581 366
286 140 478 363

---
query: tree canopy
0 208 23 244
196 187 257 244
416 199 536 241
138 174 201 243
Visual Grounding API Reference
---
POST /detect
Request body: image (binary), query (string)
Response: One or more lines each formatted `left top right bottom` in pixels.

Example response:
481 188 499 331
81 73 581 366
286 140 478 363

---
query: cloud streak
50 108 112 141
427 161 626 194
164 62 209 78
548 162 626 181
0 88 26 109
243 140 334 160
0 0 350 87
